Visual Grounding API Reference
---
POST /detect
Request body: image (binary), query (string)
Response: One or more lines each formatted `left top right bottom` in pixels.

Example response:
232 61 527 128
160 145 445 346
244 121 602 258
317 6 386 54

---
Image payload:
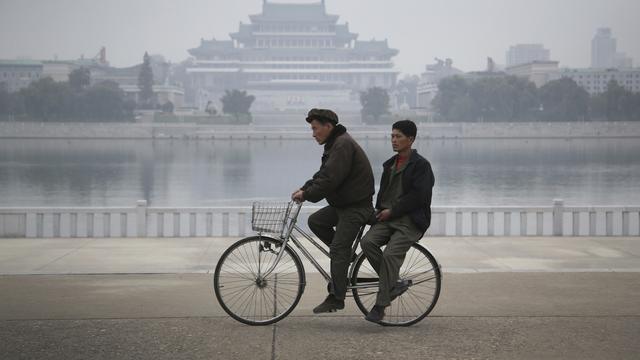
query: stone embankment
1 120 640 139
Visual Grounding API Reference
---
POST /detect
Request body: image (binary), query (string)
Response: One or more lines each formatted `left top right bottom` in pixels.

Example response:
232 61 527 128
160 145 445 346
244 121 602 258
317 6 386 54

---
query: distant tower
92 46 108 66
591 28 616 68
99 47 107 64
486 57 495 72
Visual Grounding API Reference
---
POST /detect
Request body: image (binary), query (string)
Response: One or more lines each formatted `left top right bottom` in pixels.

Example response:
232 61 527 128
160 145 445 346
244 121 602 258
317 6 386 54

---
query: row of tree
432 76 640 122
0 68 135 122
4 64 637 123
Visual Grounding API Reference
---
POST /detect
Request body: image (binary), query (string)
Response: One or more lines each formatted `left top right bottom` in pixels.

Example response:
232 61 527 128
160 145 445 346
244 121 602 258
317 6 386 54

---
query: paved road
1 236 639 274
1 237 639 359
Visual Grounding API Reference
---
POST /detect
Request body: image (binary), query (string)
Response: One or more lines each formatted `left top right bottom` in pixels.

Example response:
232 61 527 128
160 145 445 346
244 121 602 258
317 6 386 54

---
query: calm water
0 138 638 207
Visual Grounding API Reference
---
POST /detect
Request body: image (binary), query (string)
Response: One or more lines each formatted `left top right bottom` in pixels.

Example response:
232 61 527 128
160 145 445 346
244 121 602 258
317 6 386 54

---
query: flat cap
305 108 339 125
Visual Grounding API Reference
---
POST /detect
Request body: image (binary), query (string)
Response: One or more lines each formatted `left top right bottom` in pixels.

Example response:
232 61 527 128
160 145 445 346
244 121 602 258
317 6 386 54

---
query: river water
0 138 638 207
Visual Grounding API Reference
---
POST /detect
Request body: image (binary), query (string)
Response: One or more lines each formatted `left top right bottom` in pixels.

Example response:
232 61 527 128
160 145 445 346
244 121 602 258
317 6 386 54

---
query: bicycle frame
258 202 377 291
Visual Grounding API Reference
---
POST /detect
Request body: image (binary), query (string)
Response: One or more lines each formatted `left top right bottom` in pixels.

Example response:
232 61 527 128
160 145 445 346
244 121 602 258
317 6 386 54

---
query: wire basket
251 201 296 234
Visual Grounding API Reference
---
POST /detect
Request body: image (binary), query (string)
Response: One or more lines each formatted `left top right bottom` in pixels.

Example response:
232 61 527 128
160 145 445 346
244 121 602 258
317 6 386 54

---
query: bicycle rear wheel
351 243 441 326
214 236 305 325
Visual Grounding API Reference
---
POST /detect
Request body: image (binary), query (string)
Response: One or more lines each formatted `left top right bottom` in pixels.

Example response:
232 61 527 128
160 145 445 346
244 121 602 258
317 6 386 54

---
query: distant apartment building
553 68 640 95
1 49 107 92
591 27 633 69
1 46 183 107
506 60 559 88
0 58 107 93
506 44 550 67
186 0 399 111
0 60 43 92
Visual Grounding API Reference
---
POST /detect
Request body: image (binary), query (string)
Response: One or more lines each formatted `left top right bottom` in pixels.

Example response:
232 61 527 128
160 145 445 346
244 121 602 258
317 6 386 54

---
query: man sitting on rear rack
360 120 435 324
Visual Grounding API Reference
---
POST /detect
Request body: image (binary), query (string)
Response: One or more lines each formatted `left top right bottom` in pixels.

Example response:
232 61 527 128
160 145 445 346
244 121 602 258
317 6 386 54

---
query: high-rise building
591 28 617 68
186 0 399 111
506 44 550 67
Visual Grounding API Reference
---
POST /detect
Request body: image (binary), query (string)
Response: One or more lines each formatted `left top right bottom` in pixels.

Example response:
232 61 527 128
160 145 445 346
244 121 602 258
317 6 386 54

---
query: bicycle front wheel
214 236 305 325
351 243 441 326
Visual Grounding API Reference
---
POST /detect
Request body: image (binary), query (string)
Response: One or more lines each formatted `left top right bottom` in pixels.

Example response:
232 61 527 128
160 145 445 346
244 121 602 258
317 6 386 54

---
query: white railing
1 200 639 238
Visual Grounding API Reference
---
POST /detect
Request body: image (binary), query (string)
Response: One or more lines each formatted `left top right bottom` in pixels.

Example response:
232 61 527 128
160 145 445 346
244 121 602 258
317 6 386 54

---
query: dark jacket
376 149 435 234
301 124 374 208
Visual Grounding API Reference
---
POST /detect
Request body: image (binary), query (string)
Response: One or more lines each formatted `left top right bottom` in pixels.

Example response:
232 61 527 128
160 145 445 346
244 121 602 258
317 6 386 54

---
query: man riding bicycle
291 108 374 314
360 120 435 324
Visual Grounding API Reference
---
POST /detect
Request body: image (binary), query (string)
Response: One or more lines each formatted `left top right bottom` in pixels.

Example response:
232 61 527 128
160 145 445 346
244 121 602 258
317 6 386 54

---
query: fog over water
1 138 638 208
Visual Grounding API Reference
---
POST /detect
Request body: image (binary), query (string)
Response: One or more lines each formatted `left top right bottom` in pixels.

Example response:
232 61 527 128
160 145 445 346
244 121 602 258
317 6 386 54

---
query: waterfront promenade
1 236 639 359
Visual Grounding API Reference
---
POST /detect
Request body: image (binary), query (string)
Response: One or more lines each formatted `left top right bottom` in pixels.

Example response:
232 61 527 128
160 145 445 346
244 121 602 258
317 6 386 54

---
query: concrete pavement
1 236 639 359
1 236 639 274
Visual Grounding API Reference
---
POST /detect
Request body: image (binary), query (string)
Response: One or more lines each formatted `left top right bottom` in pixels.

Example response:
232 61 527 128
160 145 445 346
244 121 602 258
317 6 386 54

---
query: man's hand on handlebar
291 189 305 203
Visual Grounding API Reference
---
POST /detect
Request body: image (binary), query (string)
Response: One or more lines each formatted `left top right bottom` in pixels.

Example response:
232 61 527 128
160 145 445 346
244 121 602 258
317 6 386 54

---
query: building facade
91 56 184 108
186 0 399 112
0 60 43 93
416 58 463 110
506 44 550 67
553 68 640 95
505 61 559 88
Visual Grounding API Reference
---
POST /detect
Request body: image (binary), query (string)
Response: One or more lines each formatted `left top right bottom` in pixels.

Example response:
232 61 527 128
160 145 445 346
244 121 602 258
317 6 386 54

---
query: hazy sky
1 0 639 75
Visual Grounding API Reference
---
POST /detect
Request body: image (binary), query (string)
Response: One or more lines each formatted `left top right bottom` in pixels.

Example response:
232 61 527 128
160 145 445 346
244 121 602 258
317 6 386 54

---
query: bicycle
213 201 442 326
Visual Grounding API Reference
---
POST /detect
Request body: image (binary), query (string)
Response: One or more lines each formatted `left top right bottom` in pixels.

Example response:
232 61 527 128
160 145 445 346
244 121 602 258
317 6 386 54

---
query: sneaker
365 305 386 323
389 279 412 302
313 294 345 314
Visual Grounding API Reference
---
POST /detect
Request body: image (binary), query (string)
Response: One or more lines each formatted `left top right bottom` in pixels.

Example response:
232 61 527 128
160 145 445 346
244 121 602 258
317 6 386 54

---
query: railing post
136 200 148 237
553 199 564 236
223 212 229 237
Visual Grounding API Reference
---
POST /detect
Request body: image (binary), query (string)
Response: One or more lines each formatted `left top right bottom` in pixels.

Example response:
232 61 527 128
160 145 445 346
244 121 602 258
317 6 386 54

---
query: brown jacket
301 125 374 208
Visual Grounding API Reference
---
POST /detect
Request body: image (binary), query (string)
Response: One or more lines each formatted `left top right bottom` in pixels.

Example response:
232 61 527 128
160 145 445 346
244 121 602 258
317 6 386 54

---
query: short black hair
306 108 339 125
392 119 417 138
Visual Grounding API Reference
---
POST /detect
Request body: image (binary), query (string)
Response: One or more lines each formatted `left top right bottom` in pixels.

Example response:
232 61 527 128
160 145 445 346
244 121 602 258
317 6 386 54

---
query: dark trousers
308 205 372 300
360 216 423 306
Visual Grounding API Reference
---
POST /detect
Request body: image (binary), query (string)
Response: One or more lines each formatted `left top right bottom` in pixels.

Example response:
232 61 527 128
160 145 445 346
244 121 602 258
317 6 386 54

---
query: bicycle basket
251 201 295 234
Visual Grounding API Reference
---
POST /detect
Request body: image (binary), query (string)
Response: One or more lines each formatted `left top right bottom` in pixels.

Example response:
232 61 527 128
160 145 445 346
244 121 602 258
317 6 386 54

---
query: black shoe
365 305 386 323
389 279 411 302
313 294 345 314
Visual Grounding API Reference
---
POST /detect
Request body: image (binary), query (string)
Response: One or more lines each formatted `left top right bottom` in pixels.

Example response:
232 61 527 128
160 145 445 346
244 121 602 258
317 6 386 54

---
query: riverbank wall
1 121 640 140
